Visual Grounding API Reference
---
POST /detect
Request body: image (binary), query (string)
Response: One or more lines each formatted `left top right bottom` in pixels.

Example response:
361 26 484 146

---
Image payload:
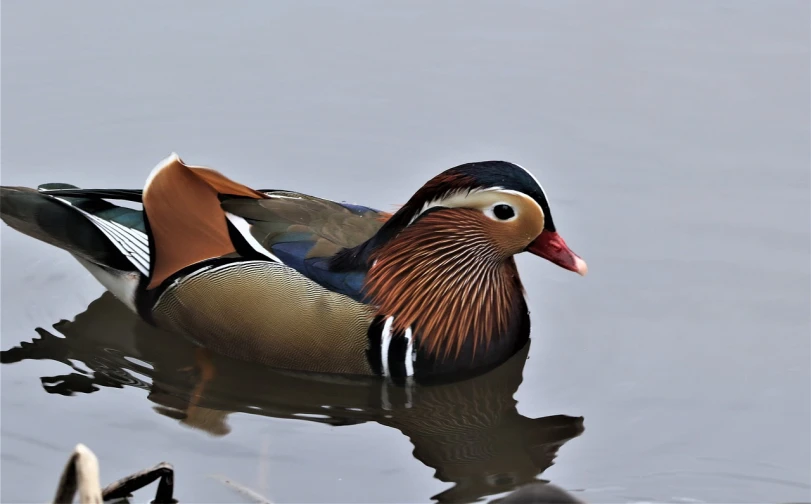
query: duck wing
221 193 387 301
37 155 388 300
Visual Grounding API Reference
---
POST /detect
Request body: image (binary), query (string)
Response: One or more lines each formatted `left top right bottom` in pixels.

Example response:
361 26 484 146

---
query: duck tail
0 184 139 271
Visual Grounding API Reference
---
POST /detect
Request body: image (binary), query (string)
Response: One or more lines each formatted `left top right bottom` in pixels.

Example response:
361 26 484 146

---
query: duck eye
492 204 515 220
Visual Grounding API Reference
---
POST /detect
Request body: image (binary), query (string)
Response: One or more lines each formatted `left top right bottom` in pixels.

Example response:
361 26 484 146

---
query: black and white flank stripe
368 316 417 382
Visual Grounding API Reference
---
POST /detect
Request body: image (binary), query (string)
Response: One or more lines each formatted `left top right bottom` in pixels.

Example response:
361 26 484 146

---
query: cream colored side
152 261 376 375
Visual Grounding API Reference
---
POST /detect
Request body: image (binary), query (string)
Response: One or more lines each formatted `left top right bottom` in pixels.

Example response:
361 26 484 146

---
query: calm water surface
2 1 809 503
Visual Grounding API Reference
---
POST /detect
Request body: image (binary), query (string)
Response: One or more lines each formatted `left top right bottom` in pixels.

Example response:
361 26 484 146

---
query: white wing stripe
225 212 281 262
110 223 150 260
90 219 150 274
91 218 150 273
92 218 149 258
52 196 151 275
106 218 149 246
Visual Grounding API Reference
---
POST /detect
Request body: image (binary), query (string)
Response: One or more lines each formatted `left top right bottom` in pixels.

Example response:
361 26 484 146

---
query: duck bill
527 231 588 276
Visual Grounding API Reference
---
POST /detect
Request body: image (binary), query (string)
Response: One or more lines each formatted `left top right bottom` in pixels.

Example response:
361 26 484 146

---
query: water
2 1 809 502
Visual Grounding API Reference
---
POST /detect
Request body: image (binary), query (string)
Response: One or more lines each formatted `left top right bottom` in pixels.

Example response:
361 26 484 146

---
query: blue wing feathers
270 241 366 301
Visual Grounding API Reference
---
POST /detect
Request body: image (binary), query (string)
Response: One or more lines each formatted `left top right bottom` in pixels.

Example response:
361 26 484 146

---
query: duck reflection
1 293 584 503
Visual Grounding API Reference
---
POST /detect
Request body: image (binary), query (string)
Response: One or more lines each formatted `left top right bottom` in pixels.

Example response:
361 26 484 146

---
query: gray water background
1 1 809 502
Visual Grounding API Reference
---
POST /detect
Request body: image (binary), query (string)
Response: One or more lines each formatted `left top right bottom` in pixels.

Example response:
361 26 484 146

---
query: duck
0 154 586 383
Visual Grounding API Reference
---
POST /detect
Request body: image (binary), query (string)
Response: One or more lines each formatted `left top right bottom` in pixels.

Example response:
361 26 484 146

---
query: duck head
333 161 587 363
396 161 587 275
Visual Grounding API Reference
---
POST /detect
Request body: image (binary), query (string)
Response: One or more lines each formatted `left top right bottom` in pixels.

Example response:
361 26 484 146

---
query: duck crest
364 207 526 361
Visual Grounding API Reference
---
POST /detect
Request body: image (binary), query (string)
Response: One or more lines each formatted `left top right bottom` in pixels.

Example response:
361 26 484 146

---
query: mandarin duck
0 154 586 383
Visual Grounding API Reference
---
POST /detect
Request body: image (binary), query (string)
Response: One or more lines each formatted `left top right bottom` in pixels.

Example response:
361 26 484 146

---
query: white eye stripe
411 187 539 223
412 187 543 226
410 188 473 224
491 188 535 200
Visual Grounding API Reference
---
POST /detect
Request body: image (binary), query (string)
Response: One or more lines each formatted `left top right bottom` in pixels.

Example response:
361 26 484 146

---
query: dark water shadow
1 292 584 503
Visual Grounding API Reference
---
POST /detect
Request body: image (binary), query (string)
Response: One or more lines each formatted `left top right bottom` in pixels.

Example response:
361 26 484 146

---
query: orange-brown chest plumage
364 208 526 362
